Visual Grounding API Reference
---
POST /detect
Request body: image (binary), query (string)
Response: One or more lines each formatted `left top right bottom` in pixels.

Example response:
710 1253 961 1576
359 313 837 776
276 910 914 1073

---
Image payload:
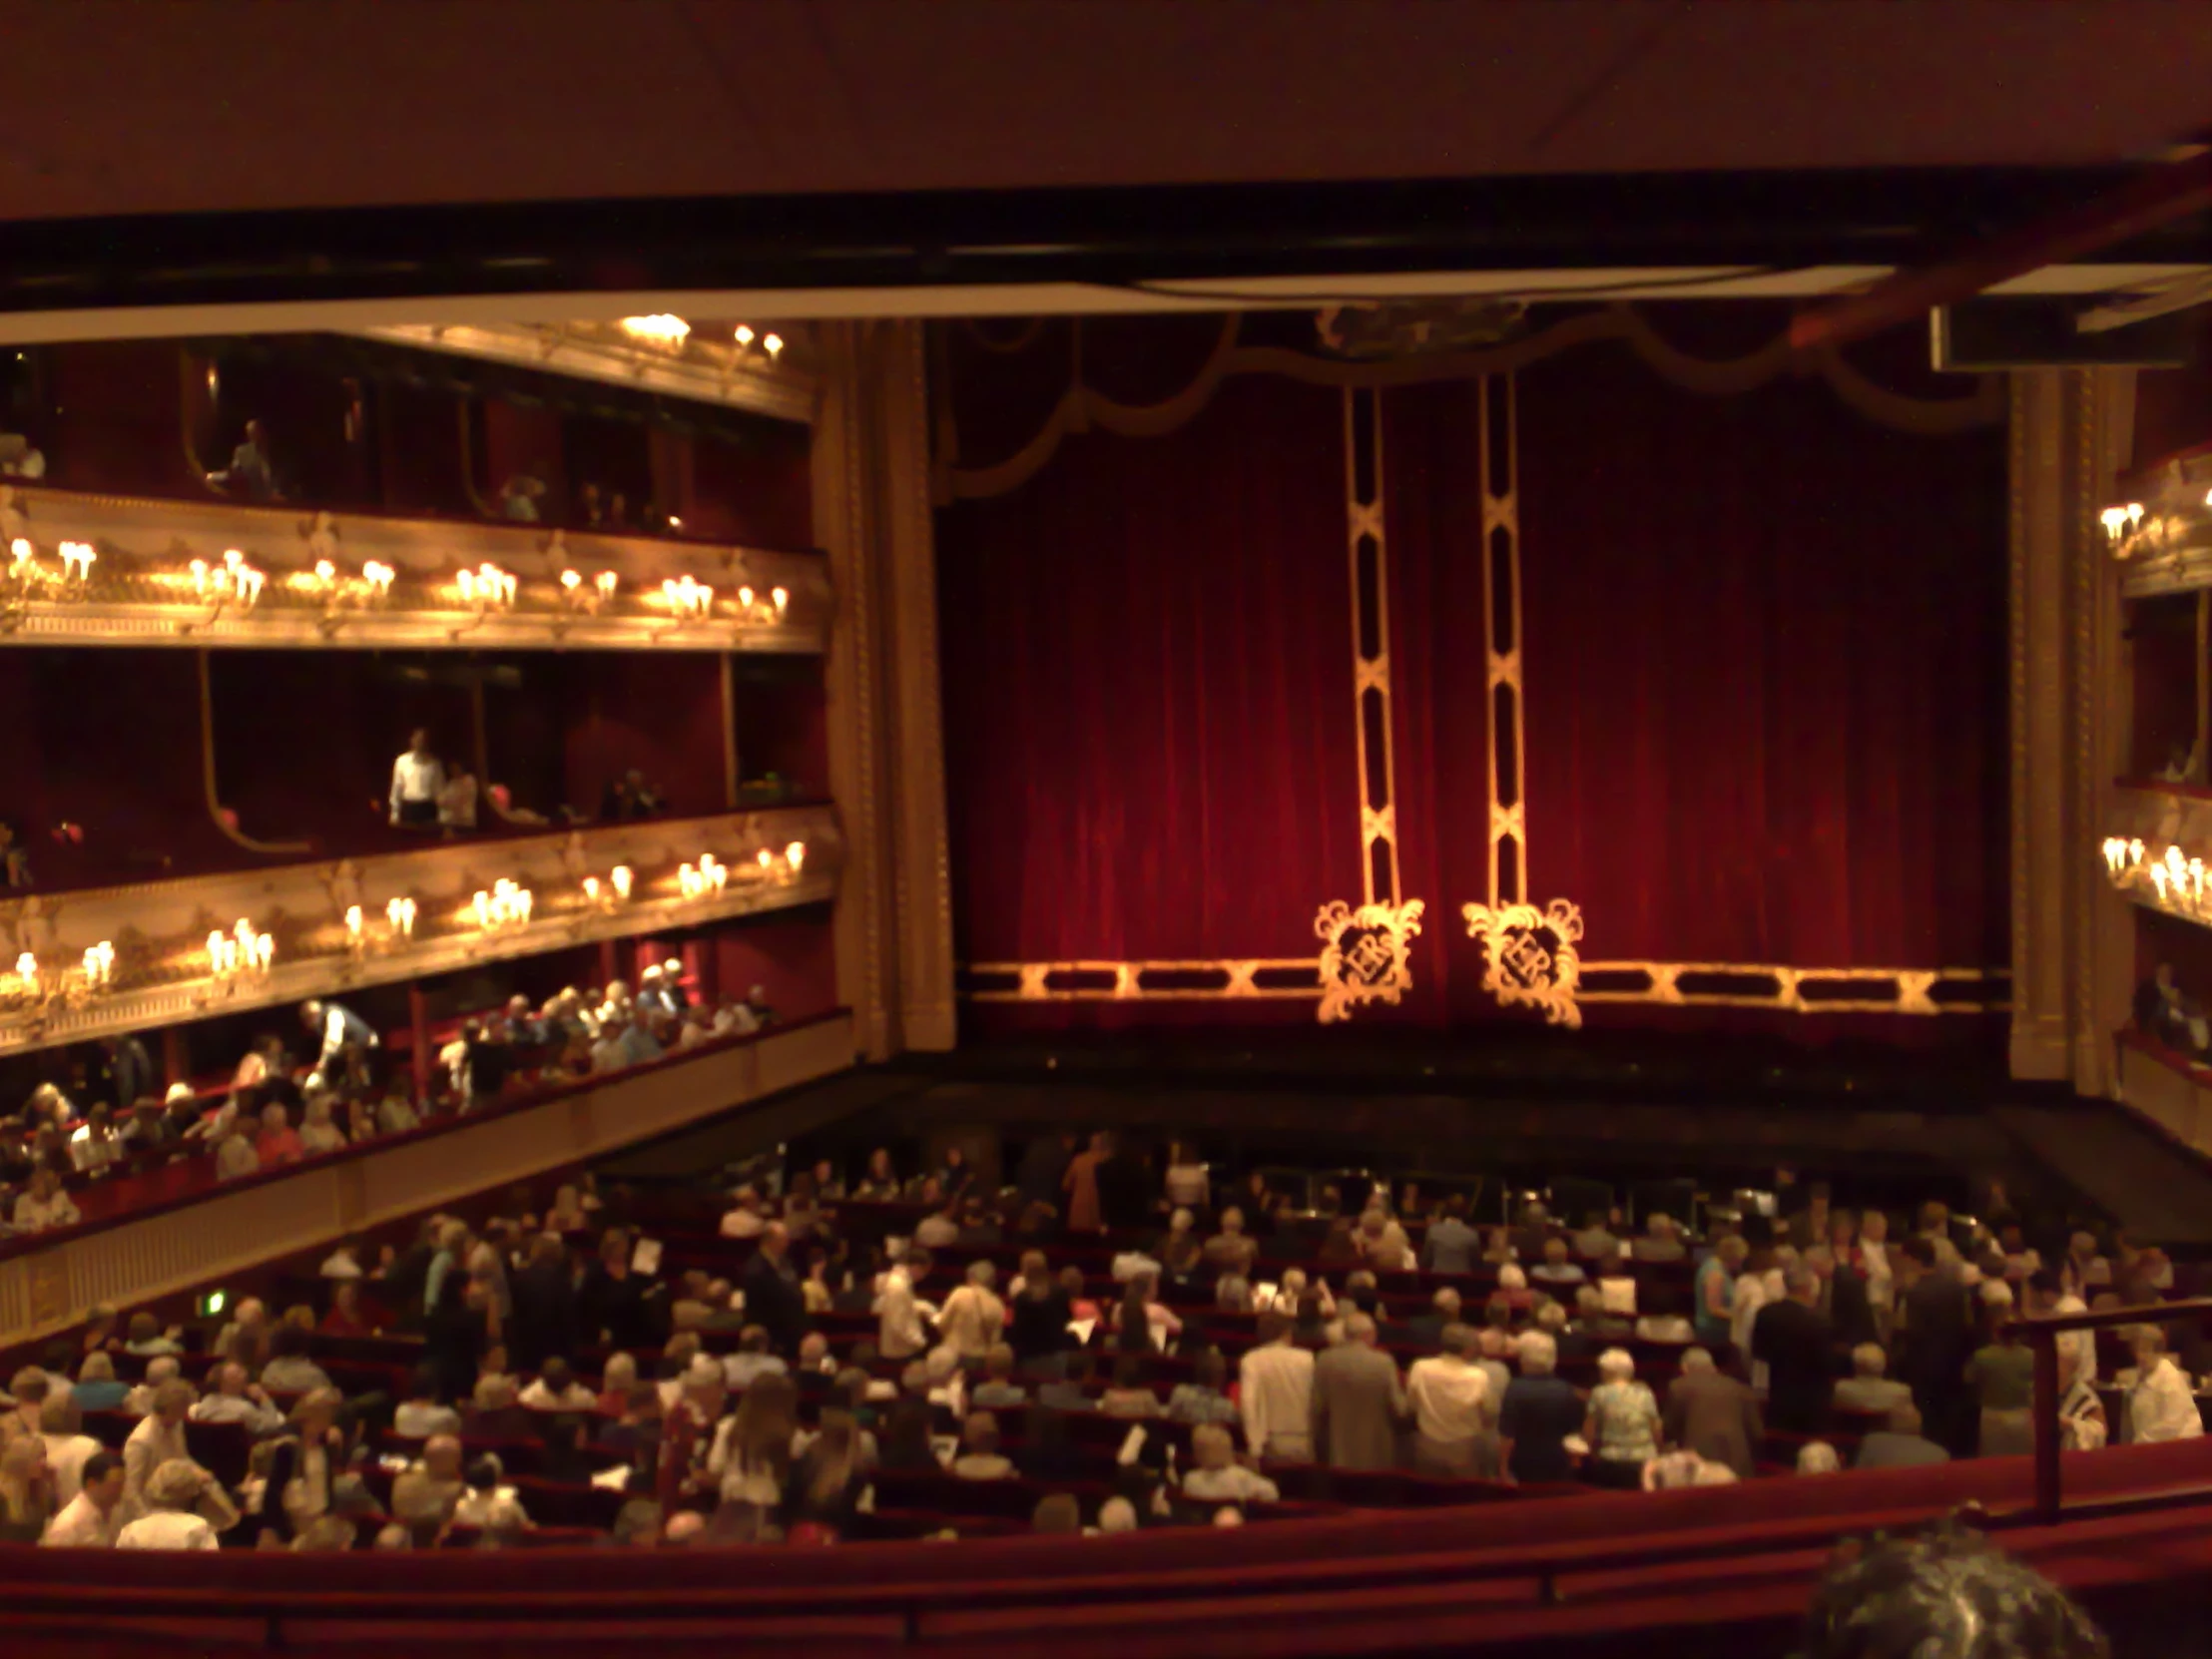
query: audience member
117 1457 239 1549
1855 1402 1950 1469
2125 1325 2204 1444
1499 1333 1582 1485
40 1448 127 1547
1584 1348 1660 1487
1405 1324 1496 1477
951 1412 1014 1480
1799 1529 2108 1659
1182 1422 1279 1506
1239 1312 1316 1462
1662 1348 1760 1480
1833 1343 1912 1415
1753 1269 1837 1434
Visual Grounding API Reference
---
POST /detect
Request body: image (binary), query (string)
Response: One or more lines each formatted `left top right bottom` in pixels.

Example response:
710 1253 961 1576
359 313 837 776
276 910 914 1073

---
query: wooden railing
0 1009 854 1344
2012 1296 2212 1518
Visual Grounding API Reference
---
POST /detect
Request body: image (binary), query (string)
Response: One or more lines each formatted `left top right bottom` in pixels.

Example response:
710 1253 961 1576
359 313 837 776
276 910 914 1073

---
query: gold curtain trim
944 305 2002 500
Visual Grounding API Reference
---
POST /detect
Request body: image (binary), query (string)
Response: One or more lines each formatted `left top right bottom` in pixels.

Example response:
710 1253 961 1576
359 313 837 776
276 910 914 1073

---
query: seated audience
1167 1347 1240 1426
1183 1422 1280 1506
259 1326 334 1393
391 1435 466 1538
1203 1208 1260 1280
1833 1343 1913 1415
970 1346 1027 1409
1856 1402 1950 1469
190 1364 282 1433
1796 1440 1843 1474
13 1168 81 1233
1355 1203 1412 1271
1100 1355 1162 1418
394 1368 462 1439
951 1412 1014 1480
71 1353 127 1414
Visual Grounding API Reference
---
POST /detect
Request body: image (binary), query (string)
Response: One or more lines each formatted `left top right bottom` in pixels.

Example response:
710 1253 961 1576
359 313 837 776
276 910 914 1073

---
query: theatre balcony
0 480 826 654
0 803 838 1060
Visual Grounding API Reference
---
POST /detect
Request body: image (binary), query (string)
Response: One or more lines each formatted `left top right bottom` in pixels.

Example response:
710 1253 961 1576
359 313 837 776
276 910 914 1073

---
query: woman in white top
1858 1210 1895 1333
2126 1326 2205 1445
117 1458 239 1550
936 1261 1007 1360
1163 1143 1209 1211
12 1168 81 1234
1182 1422 1279 1504
873 1259 931 1361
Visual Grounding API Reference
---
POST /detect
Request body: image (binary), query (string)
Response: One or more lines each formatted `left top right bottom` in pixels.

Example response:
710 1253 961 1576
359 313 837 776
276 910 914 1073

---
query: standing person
1499 1334 1584 1486
1964 1312 2035 1458
1753 1270 1838 1435
299 999 379 1094
1895 1239 1973 1456
1421 1195 1480 1275
1238 1312 1316 1462
1007 1250 1071 1382
1663 1348 1762 1479
743 1223 808 1358
1694 1236 1746 1350
1312 1314 1406 1471
1404 1325 1495 1477
506 1233 578 1376
1583 1349 1661 1488
1063 1132 1109 1235
388 729 444 829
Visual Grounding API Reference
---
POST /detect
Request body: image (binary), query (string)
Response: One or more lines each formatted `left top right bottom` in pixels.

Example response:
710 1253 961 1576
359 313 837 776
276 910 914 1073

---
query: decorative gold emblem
1461 896 1584 1027
1314 897 1425 1024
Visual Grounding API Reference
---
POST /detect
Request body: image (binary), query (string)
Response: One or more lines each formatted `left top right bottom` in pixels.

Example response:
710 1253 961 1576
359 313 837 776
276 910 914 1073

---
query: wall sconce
12 951 36 996
621 314 691 349
471 878 534 930
734 324 755 348
81 939 116 990
362 561 395 601
57 541 96 585
678 854 728 899
456 563 517 613
386 895 417 939
659 575 715 621
785 840 807 876
582 864 634 912
764 332 784 359
189 550 267 613
209 918 275 983
561 568 619 616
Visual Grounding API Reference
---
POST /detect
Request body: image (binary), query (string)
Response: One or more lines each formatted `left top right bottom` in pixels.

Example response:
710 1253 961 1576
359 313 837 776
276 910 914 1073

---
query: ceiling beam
1788 148 2212 351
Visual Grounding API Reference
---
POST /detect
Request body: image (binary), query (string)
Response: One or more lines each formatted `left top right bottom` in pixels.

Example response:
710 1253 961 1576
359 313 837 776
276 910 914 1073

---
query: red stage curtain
1514 342 2007 972
938 374 1360 974
936 319 2009 1039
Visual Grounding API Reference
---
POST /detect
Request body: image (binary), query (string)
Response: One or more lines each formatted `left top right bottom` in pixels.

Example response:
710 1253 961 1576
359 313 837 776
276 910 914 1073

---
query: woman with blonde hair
117 1457 239 1549
256 1387 346 1546
0 1436 55 1542
710 1371 797 1538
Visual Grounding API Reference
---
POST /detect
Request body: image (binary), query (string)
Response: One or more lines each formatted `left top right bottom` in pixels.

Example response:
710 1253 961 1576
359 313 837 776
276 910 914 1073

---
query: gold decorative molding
1311 386 1424 1023
350 322 820 427
1578 961 2008 1016
1461 897 1585 1027
0 805 838 1056
0 483 826 653
1315 898 1426 1024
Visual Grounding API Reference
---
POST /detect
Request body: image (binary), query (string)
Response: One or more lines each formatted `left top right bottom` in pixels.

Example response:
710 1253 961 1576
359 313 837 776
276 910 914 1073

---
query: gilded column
814 321 957 1059
816 322 896 1060
2009 367 2135 1095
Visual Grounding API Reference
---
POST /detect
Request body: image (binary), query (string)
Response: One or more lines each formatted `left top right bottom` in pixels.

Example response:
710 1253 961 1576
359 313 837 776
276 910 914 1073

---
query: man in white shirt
936 1261 1006 1362
117 1458 238 1549
42 1450 128 1547
389 729 444 828
189 1364 282 1434
301 999 379 1093
39 1394 102 1503
1238 1312 1316 1462
1405 1324 1493 1477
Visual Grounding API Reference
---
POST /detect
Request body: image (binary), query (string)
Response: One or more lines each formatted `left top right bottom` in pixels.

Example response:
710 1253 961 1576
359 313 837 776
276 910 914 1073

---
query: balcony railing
0 481 827 652
0 1008 854 1342
0 803 839 1056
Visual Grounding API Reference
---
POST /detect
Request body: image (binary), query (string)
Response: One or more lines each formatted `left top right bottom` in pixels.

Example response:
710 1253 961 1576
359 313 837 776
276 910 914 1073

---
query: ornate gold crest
1314 897 1425 1024
1461 896 1585 1027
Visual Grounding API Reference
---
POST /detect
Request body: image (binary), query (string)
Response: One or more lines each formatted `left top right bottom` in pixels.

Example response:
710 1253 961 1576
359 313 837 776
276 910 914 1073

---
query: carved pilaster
2010 367 2136 1094
815 321 956 1059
